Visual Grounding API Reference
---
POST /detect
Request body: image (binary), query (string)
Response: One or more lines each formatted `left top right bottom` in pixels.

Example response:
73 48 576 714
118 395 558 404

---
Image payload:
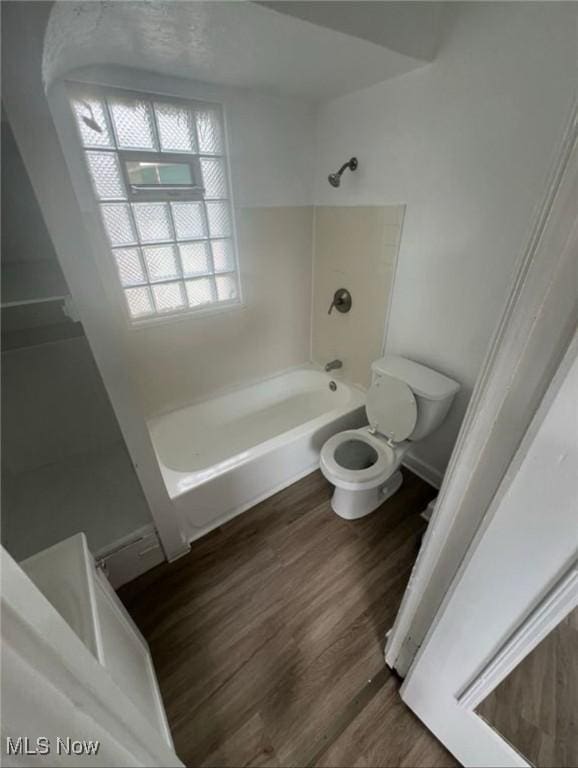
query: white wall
1 121 58 265
314 2 577 478
225 87 316 208
2 338 123 474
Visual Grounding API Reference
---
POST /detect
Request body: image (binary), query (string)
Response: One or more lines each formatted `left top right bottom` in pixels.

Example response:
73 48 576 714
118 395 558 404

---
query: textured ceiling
44 1 438 102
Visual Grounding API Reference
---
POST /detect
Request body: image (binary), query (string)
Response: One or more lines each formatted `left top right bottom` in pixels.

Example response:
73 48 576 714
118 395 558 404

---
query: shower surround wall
311 205 402 389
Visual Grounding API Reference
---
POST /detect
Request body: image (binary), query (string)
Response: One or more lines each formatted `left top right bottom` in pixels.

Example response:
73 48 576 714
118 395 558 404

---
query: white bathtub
148 367 366 541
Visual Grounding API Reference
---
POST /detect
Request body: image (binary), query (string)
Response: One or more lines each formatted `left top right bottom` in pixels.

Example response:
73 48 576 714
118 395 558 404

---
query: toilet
320 355 460 519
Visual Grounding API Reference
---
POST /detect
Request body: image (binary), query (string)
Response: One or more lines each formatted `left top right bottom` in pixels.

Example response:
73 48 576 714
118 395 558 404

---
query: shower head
328 157 358 188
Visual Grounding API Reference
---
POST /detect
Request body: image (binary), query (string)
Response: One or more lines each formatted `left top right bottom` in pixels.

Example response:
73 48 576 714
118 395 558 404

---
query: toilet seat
366 376 417 442
320 429 398 490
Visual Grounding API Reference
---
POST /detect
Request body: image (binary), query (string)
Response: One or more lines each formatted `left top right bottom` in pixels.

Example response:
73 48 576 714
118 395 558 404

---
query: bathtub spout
325 359 343 372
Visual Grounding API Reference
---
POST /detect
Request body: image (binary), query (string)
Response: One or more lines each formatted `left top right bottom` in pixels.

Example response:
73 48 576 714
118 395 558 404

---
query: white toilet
320 355 460 520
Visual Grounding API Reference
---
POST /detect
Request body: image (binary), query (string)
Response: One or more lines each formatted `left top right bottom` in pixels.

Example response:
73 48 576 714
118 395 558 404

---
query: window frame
66 82 242 327
118 150 204 203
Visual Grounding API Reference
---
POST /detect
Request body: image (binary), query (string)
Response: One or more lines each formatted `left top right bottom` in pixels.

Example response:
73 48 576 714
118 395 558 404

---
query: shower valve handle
328 288 352 315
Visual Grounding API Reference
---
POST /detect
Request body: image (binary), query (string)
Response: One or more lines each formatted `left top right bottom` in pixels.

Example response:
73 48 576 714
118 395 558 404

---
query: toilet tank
371 356 460 441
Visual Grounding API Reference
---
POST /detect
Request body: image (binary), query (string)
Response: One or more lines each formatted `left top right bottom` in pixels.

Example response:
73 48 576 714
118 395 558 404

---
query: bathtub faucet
325 359 343 372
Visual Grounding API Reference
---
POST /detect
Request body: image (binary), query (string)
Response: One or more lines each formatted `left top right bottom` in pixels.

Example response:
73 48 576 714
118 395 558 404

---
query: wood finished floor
119 469 459 768
477 606 578 767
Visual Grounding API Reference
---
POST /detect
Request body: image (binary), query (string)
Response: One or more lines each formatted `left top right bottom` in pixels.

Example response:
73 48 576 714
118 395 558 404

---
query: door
398 334 578 767
1 546 183 767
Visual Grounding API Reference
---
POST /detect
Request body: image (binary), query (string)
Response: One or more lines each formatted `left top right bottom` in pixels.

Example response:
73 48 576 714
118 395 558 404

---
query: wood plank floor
477 606 578 767
119 468 459 767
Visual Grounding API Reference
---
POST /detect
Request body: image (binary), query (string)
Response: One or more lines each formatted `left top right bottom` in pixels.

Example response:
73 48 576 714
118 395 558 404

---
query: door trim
386 103 578 675
459 561 578 711
399 329 578 767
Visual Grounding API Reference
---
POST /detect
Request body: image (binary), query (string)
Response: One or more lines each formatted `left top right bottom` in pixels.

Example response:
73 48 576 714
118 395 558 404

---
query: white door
1 547 183 767
398 335 578 767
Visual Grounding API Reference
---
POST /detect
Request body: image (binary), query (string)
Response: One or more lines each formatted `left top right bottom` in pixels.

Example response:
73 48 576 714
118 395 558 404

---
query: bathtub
148 367 366 541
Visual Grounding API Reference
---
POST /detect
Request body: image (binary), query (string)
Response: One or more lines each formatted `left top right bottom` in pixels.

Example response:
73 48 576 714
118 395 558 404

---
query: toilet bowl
320 356 460 520
320 428 409 519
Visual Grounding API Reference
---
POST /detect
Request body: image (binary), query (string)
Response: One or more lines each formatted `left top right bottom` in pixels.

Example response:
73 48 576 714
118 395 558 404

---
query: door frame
458 560 577 712
399 331 578 767
386 103 578 676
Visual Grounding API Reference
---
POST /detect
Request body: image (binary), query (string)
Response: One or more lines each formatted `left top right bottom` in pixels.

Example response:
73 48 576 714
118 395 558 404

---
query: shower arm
335 159 355 177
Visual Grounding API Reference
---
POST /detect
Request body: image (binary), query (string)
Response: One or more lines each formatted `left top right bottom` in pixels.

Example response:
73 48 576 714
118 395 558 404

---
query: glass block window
70 86 240 321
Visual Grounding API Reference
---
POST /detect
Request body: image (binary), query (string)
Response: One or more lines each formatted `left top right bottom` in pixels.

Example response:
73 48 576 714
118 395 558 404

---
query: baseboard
402 453 443 490
94 524 165 588
420 498 437 523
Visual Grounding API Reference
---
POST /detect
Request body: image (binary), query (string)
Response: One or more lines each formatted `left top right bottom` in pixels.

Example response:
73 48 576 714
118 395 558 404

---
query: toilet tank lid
371 356 460 401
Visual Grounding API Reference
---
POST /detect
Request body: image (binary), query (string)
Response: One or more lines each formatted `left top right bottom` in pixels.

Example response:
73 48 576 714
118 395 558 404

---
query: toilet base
330 470 403 520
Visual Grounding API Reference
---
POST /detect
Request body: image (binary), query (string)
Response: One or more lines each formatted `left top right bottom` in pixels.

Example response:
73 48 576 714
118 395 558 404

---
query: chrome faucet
325 359 343 372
